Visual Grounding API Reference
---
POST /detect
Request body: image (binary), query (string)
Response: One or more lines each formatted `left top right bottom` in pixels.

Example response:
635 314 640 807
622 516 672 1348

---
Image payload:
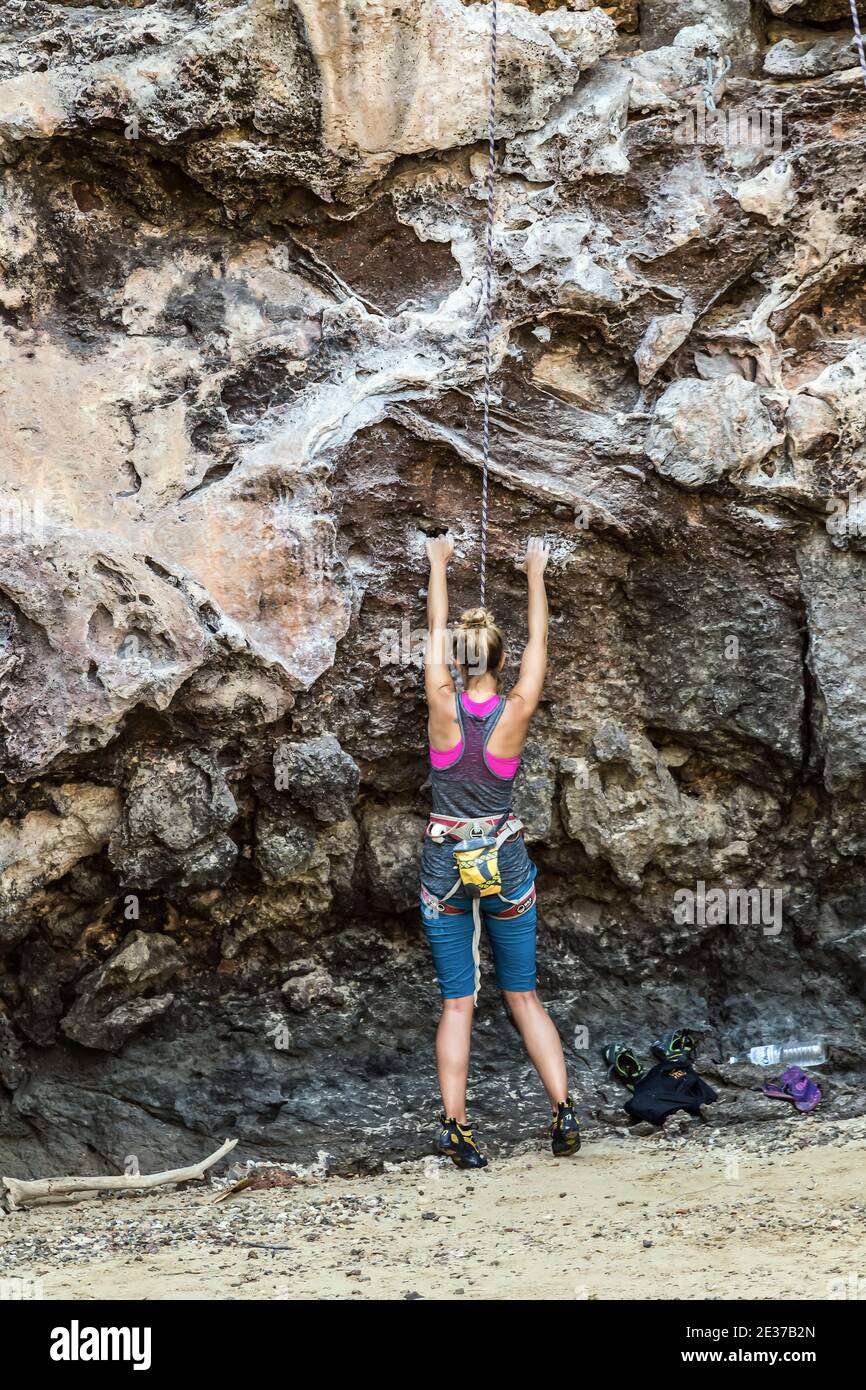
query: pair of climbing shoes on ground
602 1029 699 1090
602 1030 717 1126
437 1096 580 1170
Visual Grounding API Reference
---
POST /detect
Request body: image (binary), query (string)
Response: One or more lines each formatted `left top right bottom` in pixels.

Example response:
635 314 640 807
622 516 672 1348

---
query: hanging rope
851 1 866 88
701 54 731 114
479 0 498 609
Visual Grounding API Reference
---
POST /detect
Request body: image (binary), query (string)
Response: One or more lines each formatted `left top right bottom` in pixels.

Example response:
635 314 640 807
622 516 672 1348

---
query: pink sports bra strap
486 750 520 778
461 691 499 717
429 741 462 769
428 691 521 781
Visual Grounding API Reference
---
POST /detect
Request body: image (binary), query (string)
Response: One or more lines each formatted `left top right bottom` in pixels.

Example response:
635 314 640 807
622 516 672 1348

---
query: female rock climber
420 533 580 1168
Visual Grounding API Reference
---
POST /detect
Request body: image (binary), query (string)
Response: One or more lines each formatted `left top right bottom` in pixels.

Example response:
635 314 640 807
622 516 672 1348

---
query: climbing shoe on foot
602 1041 645 1092
650 1029 698 1063
550 1096 581 1156
437 1117 488 1169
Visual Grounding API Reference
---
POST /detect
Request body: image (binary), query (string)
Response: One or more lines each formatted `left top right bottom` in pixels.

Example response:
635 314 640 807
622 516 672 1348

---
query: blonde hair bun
453 607 504 678
458 606 496 630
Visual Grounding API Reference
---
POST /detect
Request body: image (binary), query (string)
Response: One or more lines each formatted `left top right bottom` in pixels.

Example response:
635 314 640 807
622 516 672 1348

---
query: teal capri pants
419 868 537 999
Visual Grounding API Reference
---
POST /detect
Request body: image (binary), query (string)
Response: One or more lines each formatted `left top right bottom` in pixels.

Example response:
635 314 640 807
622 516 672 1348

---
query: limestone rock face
766 1 852 17
764 35 856 79
798 536 866 793
0 784 122 923
640 0 763 73
364 808 428 909
281 961 346 1014
0 535 210 780
645 376 784 489
1 0 866 1172
109 750 239 889
625 556 805 783
272 734 360 823
61 930 183 1051
560 725 726 888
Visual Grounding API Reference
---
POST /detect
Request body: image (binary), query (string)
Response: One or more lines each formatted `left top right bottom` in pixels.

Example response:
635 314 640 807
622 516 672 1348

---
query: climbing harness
851 1 866 89
425 811 525 897
424 810 528 1002
479 0 498 608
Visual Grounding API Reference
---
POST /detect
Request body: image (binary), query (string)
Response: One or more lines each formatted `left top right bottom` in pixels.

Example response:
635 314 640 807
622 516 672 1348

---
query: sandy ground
2 1115 865 1301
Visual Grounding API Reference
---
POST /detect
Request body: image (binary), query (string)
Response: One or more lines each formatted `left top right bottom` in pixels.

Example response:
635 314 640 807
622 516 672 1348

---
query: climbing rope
479 0 498 609
701 54 731 114
851 1 866 88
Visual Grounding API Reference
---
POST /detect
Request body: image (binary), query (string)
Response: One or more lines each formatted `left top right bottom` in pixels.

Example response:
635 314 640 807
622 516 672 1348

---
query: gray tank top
420 694 534 898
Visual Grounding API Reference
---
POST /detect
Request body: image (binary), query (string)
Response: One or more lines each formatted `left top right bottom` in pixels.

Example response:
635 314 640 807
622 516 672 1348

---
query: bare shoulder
502 689 534 727
427 681 457 726
427 684 459 746
428 678 456 710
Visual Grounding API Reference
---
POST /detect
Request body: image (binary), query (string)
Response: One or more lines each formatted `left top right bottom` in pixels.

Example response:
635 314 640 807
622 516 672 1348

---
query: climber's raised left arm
508 537 550 723
424 534 455 711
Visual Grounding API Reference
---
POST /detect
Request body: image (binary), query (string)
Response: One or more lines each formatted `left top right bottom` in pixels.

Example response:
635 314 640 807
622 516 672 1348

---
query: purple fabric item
763 1066 821 1112
428 693 521 776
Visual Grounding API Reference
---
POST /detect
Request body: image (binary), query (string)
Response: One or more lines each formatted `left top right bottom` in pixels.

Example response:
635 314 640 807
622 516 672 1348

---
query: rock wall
1 0 865 1175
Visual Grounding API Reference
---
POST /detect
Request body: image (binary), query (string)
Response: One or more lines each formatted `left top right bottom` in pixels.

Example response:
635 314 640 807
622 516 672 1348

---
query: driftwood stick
21 1191 101 1209
2 1137 237 1211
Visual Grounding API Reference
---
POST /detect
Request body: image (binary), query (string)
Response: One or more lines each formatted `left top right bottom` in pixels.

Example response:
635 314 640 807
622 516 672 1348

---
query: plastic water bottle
727 1039 827 1068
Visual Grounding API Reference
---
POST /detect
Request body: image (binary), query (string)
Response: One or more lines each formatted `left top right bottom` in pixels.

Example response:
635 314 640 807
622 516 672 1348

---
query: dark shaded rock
14 941 80 1049
0 919 861 1177
63 994 177 1055
0 1011 26 1090
363 808 426 911
272 734 360 823
109 750 238 889
255 809 316 886
0 919 30 951
61 930 183 1051
799 535 866 792
625 555 804 784
296 201 463 314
